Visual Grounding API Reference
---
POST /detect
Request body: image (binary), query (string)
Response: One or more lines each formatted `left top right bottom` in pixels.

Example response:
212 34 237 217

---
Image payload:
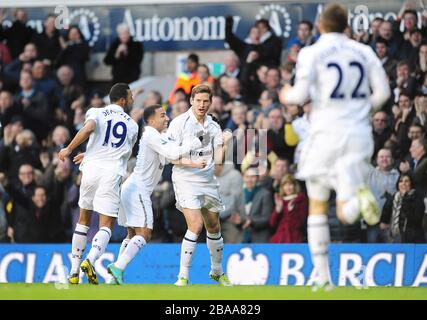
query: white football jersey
131 125 202 194
80 104 138 176
286 32 390 134
167 108 223 183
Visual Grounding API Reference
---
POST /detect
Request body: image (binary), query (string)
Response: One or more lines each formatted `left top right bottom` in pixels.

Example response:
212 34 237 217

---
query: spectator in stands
225 16 261 67
378 20 400 59
372 110 393 158
240 60 267 105
381 173 426 243
287 20 315 49
258 89 279 115
104 23 144 84
397 29 423 62
262 157 290 194
215 163 245 243
394 6 420 42
225 102 247 131
31 14 61 67
15 70 51 142
416 43 427 78
220 52 242 79
265 67 281 92
196 64 214 86
394 91 417 158
4 42 38 86
375 37 397 79
397 122 425 160
1 163 37 242
224 77 243 103
168 53 199 104
0 41 12 70
171 100 189 120
0 9 34 59
414 95 427 131
0 180 9 242
267 108 297 162
32 60 64 110
210 95 229 129
368 17 384 46
255 19 282 67
241 167 273 243
366 148 399 242
270 174 307 243
0 90 18 131
399 138 427 197
49 125 70 154
392 61 418 102
280 62 295 86
56 25 90 86
0 129 41 180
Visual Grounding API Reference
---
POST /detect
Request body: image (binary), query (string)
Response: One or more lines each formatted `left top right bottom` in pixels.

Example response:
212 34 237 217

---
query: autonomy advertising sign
0 3 410 51
0 244 426 286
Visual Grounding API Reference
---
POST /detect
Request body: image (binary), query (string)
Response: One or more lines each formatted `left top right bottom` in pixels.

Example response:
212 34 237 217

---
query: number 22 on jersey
327 61 367 99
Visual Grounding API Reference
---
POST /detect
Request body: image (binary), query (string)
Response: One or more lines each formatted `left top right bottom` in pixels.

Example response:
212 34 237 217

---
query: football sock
178 230 198 280
307 215 331 285
206 232 224 275
118 238 130 257
86 227 112 265
115 235 146 270
70 224 89 274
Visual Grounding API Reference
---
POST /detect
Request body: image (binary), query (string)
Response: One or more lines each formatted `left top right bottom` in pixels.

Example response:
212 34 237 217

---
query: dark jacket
31 30 61 63
0 21 34 59
4 180 40 242
372 126 393 159
259 32 283 67
381 190 426 243
269 192 308 243
267 126 295 163
104 38 144 84
245 187 273 243
56 40 90 86
411 154 427 197
14 90 52 142
225 16 261 68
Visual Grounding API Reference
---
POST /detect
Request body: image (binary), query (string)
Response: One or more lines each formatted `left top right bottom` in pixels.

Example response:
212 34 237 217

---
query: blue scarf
244 185 260 204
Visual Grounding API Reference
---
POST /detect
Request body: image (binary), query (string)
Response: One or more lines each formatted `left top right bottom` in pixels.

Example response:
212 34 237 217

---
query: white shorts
297 130 373 201
173 180 224 213
78 167 122 217
118 177 153 229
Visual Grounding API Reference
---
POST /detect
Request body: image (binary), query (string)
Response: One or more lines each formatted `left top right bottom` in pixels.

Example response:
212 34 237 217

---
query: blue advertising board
0 2 410 52
0 244 426 286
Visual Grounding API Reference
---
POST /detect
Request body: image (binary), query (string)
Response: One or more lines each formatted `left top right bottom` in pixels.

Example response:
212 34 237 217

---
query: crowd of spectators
0 2 426 244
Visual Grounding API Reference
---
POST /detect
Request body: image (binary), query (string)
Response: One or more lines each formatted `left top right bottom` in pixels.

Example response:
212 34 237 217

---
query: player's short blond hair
320 3 348 33
191 84 213 101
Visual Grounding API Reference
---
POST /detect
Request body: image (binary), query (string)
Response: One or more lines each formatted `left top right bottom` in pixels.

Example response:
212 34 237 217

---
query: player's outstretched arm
149 134 202 161
58 120 96 161
368 52 391 110
170 158 207 169
280 48 313 106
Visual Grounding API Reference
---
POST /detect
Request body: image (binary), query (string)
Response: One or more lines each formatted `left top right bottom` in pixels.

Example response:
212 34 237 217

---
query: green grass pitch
0 283 426 300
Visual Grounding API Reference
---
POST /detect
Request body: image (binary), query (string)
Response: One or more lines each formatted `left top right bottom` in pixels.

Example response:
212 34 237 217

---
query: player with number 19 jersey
80 105 138 177
78 104 138 217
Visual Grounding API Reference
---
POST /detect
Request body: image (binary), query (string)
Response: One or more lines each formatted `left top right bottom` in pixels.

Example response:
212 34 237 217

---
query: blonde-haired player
280 4 390 290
